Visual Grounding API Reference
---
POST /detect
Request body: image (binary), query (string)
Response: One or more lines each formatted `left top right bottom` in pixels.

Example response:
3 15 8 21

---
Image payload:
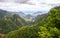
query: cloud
0 0 60 5
0 0 60 6
27 0 60 6
0 0 60 14
0 0 29 3
15 0 29 3
0 2 52 12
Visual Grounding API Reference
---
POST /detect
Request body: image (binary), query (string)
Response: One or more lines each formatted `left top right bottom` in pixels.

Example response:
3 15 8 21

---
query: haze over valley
0 0 60 38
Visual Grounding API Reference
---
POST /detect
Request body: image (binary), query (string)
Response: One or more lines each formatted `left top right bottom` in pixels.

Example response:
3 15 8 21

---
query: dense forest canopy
1 6 60 38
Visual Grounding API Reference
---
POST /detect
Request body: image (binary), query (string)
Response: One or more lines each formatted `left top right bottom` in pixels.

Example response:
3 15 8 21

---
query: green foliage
38 6 60 38
38 26 60 38
4 26 39 38
38 26 52 38
2 6 60 38
46 6 60 29
35 13 48 26
0 14 26 34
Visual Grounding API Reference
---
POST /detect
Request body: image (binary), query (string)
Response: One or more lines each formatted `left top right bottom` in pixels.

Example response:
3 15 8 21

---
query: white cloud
0 0 29 3
0 0 60 13
27 0 60 6
0 0 60 6
0 2 52 12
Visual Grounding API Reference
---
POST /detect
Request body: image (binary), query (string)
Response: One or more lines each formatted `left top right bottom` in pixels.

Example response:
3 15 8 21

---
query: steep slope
0 9 26 34
0 14 26 34
35 13 48 26
3 6 60 38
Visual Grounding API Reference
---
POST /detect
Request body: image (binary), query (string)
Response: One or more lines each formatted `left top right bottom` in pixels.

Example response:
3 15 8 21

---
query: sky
0 0 60 14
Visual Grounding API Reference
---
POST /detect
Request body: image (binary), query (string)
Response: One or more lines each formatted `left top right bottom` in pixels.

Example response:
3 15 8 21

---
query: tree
35 13 48 26
3 26 39 38
46 6 60 29
38 26 60 38
38 6 60 38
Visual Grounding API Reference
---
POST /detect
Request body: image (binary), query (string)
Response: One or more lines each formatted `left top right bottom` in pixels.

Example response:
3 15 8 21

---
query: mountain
14 11 35 22
34 13 48 26
0 9 48 22
0 9 19 18
33 11 42 16
0 14 26 34
23 11 48 22
23 14 35 22
32 11 48 16
0 9 10 18
2 6 60 38
13 11 26 18
0 9 26 19
0 9 26 34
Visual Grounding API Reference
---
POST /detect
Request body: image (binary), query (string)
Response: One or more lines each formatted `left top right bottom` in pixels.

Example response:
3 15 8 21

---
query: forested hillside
0 9 9 18
2 6 60 38
0 9 27 35
35 13 48 26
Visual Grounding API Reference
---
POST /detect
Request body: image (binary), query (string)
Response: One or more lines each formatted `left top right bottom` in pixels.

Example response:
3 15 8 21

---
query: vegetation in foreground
0 6 60 38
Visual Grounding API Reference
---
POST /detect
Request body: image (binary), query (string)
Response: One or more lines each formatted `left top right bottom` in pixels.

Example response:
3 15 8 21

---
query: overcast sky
0 0 60 14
